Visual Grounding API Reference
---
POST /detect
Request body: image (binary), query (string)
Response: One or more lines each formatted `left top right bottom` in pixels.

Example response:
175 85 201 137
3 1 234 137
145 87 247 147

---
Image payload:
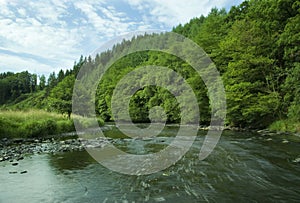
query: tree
57 69 65 83
39 75 46 90
49 75 75 119
47 72 57 89
277 11 300 118
220 18 280 128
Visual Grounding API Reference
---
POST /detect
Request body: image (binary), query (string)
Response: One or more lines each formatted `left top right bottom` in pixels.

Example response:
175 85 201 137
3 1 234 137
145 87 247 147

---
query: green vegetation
269 120 300 133
1 0 300 135
0 110 75 138
0 110 104 138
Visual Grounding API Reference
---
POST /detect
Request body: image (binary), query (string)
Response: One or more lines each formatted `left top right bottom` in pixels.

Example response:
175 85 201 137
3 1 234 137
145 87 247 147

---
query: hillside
1 0 299 132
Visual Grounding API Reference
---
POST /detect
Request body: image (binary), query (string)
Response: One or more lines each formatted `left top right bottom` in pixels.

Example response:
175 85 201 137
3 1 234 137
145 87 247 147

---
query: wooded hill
1 0 299 130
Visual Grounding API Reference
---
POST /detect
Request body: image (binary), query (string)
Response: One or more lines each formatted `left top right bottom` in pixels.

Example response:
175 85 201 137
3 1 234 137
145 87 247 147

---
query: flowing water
1 126 300 202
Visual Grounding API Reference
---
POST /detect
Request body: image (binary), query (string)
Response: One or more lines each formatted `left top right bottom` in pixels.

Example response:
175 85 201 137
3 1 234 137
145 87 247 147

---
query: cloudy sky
0 0 243 76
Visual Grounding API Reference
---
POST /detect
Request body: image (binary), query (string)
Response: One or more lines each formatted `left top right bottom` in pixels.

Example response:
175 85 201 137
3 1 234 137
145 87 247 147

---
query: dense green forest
1 0 299 132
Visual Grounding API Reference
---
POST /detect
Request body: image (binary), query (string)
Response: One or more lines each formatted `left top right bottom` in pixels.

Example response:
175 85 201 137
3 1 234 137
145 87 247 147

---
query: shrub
56 120 75 134
22 120 46 138
269 120 300 133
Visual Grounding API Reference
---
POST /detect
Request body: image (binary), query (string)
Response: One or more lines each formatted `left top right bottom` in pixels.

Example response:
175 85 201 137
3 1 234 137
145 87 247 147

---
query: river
1 126 300 202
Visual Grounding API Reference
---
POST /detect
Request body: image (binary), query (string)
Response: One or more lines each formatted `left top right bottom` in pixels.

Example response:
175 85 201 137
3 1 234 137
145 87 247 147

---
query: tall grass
0 110 104 139
0 110 73 138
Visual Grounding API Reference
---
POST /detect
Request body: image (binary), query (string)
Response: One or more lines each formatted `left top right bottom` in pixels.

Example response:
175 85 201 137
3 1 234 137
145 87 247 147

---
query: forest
1 0 299 134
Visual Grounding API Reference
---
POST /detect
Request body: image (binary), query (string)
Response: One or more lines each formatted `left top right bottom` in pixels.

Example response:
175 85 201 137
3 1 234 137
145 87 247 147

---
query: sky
0 0 243 76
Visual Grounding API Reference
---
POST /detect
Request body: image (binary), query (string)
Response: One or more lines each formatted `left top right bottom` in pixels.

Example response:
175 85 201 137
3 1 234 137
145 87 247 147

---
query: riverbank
0 110 104 139
269 120 300 134
0 135 114 163
1 124 299 164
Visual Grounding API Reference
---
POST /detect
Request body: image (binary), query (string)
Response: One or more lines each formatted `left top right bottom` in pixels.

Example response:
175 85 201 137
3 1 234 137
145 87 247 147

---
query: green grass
269 120 300 133
0 110 104 139
0 90 49 111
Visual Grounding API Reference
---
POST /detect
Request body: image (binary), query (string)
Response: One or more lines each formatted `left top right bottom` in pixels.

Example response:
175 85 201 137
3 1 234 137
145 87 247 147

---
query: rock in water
292 157 300 163
16 157 24 161
154 197 166 202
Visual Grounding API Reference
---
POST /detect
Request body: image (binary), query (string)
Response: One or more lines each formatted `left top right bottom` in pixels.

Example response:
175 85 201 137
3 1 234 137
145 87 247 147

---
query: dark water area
1 126 300 202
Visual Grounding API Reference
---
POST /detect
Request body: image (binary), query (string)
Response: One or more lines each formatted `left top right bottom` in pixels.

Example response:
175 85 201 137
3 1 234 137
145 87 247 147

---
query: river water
1 126 300 202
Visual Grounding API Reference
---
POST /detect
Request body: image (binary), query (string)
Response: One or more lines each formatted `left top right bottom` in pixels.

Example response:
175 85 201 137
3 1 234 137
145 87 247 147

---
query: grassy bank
0 110 104 139
269 120 300 133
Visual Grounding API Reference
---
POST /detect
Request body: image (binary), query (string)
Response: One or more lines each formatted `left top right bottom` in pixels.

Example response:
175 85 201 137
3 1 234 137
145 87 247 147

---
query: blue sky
0 0 243 76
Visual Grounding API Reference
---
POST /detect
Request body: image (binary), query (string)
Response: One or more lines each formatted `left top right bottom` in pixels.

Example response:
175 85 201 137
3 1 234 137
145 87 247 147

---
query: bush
22 120 46 138
44 119 57 135
269 120 300 133
56 120 75 134
0 117 20 138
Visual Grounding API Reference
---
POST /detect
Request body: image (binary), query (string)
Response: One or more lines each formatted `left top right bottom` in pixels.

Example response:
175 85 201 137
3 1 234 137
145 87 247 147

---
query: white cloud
0 1 85 75
0 0 14 17
17 8 27 17
0 0 243 76
73 1 133 37
126 0 243 26
0 53 68 76
0 18 81 58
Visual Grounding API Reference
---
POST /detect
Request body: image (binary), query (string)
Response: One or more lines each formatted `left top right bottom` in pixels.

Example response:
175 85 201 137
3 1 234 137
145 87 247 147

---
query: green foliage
216 0 299 128
56 119 75 133
0 110 75 138
1 0 300 131
21 120 56 138
283 63 300 122
49 75 75 118
0 71 38 104
269 120 300 133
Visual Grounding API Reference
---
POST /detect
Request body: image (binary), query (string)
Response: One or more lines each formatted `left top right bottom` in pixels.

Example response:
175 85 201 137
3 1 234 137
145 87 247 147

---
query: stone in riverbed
292 157 300 163
16 157 24 161
154 197 166 202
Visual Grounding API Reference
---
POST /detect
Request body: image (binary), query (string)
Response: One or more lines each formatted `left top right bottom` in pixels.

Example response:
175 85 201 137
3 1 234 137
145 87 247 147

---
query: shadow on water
49 150 97 171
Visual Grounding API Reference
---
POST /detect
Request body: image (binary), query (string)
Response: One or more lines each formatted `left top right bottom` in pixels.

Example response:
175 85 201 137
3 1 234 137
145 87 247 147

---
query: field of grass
0 110 104 139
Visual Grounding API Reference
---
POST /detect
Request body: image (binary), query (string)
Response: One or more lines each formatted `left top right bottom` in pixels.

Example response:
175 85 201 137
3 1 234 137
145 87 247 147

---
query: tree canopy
1 0 299 129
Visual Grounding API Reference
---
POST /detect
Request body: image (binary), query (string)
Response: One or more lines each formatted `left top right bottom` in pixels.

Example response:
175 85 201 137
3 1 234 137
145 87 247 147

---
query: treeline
0 71 37 104
173 0 300 129
1 0 299 130
0 68 75 105
95 0 300 128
